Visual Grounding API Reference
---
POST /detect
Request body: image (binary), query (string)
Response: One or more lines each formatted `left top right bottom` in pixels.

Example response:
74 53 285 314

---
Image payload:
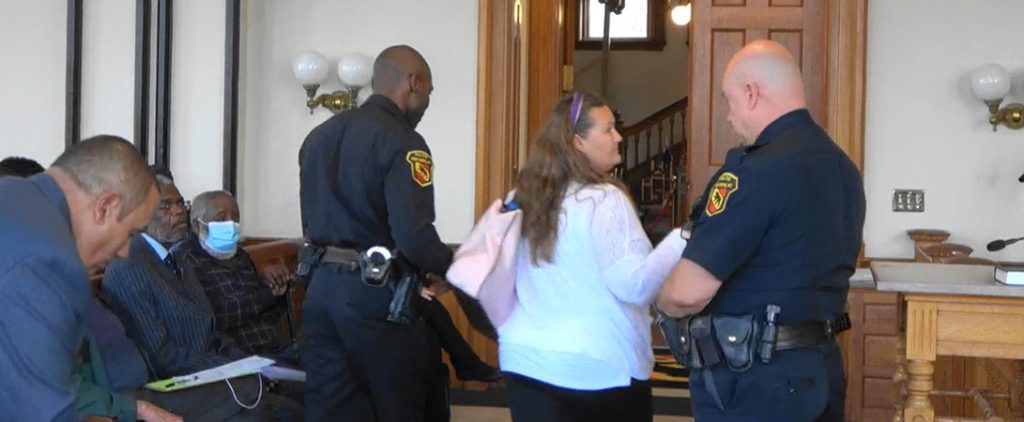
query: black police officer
298 45 453 421
656 40 866 421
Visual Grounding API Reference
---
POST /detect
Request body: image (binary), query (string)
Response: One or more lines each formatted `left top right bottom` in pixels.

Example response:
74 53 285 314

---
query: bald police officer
656 40 866 421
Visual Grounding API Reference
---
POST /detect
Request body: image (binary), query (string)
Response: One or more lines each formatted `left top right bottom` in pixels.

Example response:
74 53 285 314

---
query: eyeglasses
157 199 190 211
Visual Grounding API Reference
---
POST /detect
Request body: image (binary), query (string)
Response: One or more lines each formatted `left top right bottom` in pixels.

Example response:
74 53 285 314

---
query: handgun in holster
295 242 326 285
385 256 422 325
656 315 693 367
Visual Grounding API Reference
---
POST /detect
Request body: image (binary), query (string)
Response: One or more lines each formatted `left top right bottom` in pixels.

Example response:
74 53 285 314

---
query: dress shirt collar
141 233 170 261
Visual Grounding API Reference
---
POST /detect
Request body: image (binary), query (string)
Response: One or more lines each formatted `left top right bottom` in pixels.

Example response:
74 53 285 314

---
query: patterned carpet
651 347 689 388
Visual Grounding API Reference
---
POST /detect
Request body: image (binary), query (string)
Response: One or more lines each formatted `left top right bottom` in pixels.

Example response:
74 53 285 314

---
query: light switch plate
892 189 924 212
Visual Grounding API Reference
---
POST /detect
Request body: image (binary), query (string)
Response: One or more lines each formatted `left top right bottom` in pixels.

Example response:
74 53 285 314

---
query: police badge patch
406 150 433 187
705 172 738 217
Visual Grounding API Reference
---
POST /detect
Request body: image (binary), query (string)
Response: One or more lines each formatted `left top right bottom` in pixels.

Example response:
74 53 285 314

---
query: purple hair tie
569 92 584 126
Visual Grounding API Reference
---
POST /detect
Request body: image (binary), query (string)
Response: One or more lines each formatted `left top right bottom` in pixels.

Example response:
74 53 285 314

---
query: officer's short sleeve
382 139 453 275
682 163 789 282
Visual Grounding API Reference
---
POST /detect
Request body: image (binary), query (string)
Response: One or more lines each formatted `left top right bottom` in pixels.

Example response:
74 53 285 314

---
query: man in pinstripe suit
102 174 301 419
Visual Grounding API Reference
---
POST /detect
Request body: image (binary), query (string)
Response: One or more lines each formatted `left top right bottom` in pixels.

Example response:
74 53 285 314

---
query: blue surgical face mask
202 220 241 255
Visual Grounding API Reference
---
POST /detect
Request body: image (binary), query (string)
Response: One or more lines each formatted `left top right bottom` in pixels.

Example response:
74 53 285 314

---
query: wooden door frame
826 0 868 171
477 0 867 213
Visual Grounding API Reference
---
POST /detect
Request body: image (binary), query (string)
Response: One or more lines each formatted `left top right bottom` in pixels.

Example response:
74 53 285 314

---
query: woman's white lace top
498 183 687 390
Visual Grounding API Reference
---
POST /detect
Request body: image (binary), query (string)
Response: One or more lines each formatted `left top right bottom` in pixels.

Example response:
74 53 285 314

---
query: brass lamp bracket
302 84 357 114
985 100 1024 131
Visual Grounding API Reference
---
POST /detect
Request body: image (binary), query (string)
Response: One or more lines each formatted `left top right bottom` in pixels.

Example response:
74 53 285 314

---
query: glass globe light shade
338 53 374 88
293 51 329 85
970 63 1011 102
671 4 691 26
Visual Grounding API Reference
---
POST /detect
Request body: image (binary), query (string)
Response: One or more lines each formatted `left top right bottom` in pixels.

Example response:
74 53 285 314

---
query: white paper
260 365 307 382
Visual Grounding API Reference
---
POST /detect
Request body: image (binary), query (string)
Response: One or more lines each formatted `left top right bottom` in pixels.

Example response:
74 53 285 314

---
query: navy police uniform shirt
682 109 866 325
299 94 453 276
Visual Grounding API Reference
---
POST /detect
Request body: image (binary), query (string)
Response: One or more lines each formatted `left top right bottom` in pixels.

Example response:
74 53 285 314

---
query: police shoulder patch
705 172 739 217
406 150 433 187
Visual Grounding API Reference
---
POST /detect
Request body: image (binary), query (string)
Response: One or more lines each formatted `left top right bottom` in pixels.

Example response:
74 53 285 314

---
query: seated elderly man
175 190 297 361
102 174 301 418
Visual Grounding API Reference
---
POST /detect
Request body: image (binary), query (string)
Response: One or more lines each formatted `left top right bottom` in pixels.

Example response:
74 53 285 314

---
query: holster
385 258 422 325
295 242 325 285
656 315 692 368
712 314 760 372
659 314 760 372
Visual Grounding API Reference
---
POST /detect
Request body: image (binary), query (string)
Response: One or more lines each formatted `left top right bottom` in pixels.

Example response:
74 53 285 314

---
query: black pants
504 372 652 422
302 265 434 421
689 341 845 422
421 296 487 374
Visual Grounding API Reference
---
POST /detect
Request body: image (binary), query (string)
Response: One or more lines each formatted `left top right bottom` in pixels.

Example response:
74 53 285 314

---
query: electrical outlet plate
892 189 924 212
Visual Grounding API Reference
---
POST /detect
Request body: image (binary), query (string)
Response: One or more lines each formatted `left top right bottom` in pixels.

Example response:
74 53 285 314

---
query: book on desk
995 265 1024 285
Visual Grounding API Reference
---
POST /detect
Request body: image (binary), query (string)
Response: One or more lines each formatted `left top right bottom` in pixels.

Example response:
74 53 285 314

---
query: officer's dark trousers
504 372 653 422
689 341 845 422
302 264 433 421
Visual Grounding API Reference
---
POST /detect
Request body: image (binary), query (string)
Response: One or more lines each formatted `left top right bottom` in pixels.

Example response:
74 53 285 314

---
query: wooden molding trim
826 0 868 171
475 0 524 216
526 0 566 143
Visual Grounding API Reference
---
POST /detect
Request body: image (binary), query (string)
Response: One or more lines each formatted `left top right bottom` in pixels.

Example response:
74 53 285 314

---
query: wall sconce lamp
970 63 1024 131
670 0 691 26
292 51 373 114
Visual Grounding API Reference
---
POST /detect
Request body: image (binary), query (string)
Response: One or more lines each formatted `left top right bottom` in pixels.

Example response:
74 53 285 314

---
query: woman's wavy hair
515 91 625 265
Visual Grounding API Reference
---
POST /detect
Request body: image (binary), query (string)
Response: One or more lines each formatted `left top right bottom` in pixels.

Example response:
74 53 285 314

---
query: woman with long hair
498 92 687 421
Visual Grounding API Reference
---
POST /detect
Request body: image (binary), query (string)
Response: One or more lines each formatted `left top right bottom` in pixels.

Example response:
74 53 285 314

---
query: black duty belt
775 313 850 350
320 246 360 271
775 321 833 350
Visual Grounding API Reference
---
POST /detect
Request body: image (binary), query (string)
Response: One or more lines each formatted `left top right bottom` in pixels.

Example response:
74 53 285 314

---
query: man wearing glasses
101 172 301 418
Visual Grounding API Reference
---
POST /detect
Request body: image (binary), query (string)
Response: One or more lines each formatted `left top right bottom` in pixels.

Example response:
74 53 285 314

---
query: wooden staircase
613 98 688 242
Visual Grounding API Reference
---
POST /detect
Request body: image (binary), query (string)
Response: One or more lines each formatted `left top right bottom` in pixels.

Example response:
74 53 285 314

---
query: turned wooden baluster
904 301 938 422
895 334 908 422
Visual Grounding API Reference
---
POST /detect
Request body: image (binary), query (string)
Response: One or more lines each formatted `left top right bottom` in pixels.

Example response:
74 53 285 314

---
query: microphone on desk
986 236 1024 251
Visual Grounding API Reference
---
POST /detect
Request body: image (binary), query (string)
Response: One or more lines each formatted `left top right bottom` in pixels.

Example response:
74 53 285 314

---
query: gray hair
52 135 155 218
154 174 174 189
189 190 236 236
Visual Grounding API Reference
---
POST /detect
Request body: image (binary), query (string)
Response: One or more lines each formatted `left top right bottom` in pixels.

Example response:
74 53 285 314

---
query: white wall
0 0 66 164
80 0 134 141
865 0 1024 260
239 0 479 240
574 18 688 125
169 0 226 203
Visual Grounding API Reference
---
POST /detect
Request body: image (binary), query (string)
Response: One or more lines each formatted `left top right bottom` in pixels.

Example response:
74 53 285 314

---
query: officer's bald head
721 40 808 141
372 45 431 94
371 45 433 127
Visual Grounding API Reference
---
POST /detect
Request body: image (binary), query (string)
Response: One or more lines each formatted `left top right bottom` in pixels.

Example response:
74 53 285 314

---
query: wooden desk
874 262 1024 422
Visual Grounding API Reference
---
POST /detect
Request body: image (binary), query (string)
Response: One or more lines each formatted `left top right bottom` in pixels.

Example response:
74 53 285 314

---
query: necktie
163 254 180 277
